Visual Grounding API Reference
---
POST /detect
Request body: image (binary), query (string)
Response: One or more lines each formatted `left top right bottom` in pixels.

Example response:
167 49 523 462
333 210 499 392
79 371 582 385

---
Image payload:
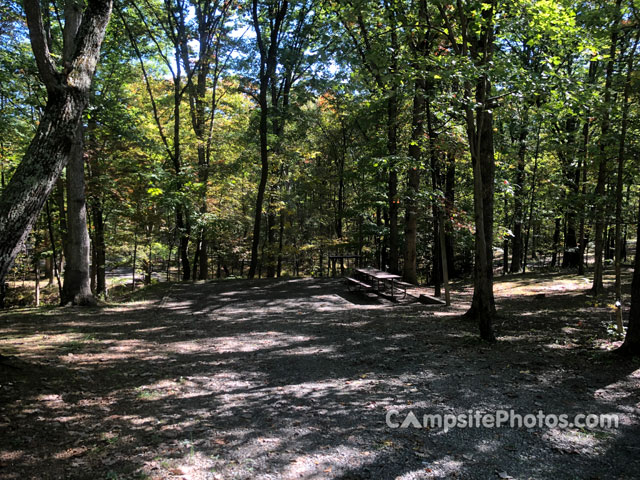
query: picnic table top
355 267 401 280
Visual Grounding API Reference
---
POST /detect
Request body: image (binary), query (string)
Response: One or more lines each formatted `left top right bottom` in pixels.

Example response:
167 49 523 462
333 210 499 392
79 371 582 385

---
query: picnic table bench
345 276 374 292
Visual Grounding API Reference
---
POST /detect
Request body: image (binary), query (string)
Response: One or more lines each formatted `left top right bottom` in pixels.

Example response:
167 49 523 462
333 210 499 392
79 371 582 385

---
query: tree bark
62 0 93 305
591 0 621 294
523 124 541 273
61 126 95 305
551 217 561 267
45 200 63 297
503 196 509 275
177 2 232 281
248 0 288 279
510 117 527 273
614 34 637 333
438 0 497 339
403 74 426 284
0 0 112 285
465 78 497 341
91 198 106 297
617 198 640 356
427 101 442 295
444 153 456 277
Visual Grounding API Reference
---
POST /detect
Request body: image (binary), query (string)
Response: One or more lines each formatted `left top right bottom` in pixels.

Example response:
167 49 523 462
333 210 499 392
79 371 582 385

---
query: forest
1 0 640 478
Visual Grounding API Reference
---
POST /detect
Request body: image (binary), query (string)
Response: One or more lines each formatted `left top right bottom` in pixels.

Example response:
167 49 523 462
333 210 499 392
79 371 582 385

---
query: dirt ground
1 271 639 480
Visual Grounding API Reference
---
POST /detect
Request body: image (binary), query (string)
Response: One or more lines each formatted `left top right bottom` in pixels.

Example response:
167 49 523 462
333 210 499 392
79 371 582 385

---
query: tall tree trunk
510 117 527 272
61 126 95 305
0 0 112 285
266 200 276 278
591 0 622 294
551 217 561 267
426 101 441 295
577 121 589 275
559 116 580 268
34 252 40 307
45 257 54 285
91 199 106 297
387 116 399 273
56 177 68 271
614 34 637 333
177 1 231 282
523 124 541 273
336 134 345 238
277 210 285 277
176 209 190 281
617 198 640 356
503 196 509 275
403 74 426 284
199 235 208 280
192 240 200 280
440 0 497 339
444 153 456 277
385 3 400 274
45 200 63 297
248 0 288 278
465 76 497 340
132 228 137 291
375 204 382 269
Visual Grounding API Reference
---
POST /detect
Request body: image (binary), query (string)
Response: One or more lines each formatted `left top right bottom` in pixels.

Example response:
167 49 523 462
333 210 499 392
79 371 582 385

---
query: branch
23 0 60 90
66 0 113 92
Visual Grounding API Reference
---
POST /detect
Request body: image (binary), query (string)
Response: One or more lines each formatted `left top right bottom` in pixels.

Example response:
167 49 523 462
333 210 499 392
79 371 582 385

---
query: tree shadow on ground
0 275 639 479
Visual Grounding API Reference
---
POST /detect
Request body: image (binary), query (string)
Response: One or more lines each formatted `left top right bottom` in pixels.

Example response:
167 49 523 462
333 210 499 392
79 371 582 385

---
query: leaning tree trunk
0 0 112 285
61 126 95 305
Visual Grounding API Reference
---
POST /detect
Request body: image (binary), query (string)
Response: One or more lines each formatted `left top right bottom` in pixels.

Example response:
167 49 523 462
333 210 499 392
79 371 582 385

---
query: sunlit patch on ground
1 274 639 479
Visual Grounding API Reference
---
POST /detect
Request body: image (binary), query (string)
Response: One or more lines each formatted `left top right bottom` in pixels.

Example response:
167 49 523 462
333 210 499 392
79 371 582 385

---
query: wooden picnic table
352 267 408 299
345 267 446 304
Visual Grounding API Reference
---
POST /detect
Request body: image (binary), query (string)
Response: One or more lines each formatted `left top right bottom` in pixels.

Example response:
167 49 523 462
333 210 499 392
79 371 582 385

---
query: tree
247 0 317 278
0 0 112 285
334 0 404 273
247 0 289 279
60 0 96 306
61 124 95 305
590 0 623 295
177 0 234 281
617 198 640 356
438 0 498 341
402 0 435 285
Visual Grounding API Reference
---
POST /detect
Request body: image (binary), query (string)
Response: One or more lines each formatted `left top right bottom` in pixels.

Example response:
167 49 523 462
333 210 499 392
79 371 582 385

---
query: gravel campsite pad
1 274 639 479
